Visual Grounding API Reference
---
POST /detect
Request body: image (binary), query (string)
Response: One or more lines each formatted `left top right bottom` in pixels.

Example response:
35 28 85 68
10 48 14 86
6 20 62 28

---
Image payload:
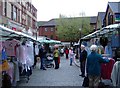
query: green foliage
56 15 93 42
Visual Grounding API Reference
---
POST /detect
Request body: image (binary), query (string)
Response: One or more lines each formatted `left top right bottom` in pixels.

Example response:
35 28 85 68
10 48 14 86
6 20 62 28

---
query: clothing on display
101 58 115 79
111 61 120 87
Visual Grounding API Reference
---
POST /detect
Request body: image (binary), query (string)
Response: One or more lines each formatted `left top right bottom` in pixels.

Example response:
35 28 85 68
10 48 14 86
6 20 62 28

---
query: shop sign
115 13 120 22
12 27 16 31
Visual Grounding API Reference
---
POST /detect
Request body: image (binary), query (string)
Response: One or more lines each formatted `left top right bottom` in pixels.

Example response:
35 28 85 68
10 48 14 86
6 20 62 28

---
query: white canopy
81 23 120 40
0 25 37 41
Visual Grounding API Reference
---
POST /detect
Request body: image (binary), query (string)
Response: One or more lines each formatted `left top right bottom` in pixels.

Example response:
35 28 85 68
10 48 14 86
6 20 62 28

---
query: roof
40 19 58 27
37 21 47 26
108 2 120 13
90 16 97 24
39 16 94 27
98 12 106 24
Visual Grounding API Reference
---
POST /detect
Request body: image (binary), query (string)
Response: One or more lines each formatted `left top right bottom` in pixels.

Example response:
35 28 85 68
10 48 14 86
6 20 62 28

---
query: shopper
79 45 87 77
65 47 69 59
39 45 47 70
86 45 109 88
69 47 75 66
53 46 59 69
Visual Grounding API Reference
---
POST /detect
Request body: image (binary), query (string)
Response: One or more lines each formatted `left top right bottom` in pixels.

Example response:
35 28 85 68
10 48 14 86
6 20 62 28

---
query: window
45 28 48 31
27 15 31 26
11 4 13 20
108 12 113 25
13 6 17 21
3 2 7 16
17 9 20 22
51 28 54 31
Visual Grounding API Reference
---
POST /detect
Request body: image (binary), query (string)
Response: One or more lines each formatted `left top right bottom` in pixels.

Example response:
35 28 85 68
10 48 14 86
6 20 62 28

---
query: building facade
104 2 120 26
38 19 58 40
96 12 105 30
0 1 37 35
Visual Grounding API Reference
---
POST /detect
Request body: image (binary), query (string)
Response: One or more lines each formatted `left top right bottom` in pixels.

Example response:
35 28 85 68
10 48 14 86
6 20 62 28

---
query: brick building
0 1 37 35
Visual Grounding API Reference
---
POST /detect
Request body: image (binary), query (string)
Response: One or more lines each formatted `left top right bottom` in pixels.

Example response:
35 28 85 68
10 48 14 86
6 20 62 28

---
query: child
69 47 75 66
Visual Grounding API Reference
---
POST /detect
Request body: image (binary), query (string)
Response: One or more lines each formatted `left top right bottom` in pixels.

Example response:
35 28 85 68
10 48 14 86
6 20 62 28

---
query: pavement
17 55 84 87
74 59 80 67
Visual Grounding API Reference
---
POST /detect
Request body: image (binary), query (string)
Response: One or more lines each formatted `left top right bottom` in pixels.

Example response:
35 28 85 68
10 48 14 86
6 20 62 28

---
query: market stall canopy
81 23 120 40
0 25 37 42
37 36 61 44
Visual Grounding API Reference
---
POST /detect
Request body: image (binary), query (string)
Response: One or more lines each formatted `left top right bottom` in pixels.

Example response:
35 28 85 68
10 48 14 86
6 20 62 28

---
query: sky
32 0 120 21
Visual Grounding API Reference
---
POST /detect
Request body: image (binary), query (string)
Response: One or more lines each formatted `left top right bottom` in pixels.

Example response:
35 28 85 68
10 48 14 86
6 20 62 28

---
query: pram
45 54 54 68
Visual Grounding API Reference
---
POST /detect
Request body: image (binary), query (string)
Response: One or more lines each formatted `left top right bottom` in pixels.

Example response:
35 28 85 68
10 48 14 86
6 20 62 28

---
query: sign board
115 13 120 22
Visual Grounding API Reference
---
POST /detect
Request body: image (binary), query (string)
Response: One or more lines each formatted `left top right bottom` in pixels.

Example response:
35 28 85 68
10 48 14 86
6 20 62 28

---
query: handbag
82 76 89 87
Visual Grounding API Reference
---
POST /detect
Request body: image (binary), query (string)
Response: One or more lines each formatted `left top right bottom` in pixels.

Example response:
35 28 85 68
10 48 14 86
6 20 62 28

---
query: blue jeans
70 58 73 65
40 58 45 69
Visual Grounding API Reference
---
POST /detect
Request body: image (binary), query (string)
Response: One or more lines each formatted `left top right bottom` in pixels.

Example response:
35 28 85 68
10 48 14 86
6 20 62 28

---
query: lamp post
79 28 82 76
79 28 82 52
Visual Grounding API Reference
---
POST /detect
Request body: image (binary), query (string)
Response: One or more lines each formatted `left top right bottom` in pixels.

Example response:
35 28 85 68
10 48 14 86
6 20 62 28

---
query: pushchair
45 54 54 68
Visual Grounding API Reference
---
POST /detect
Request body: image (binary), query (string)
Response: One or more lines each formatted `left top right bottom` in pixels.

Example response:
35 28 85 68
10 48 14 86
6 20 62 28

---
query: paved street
17 55 84 86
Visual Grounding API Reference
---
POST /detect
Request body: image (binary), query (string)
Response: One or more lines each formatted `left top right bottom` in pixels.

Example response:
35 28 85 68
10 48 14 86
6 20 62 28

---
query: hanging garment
19 45 27 64
3 40 20 57
104 45 112 57
35 45 39 56
6 62 14 83
101 58 115 79
111 61 120 87
26 41 34 66
12 61 20 82
1 48 7 60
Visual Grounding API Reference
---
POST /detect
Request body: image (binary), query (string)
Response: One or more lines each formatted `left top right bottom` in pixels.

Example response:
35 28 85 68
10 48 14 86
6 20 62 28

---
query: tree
56 15 93 45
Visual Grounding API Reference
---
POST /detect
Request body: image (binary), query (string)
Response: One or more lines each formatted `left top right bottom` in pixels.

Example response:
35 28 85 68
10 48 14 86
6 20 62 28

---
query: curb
74 60 80 67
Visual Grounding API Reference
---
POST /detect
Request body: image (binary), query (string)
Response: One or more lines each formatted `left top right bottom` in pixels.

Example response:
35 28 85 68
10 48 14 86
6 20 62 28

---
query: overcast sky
32 0 120 21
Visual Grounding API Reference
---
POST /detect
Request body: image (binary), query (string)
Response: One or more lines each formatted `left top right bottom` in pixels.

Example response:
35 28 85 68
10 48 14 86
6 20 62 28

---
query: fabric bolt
101 58 115 79
111 61 120 87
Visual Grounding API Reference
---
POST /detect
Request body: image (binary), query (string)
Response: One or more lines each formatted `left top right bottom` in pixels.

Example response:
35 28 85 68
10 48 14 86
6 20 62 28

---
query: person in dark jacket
39 45 47 70
79 45 87 77
86 45 109 88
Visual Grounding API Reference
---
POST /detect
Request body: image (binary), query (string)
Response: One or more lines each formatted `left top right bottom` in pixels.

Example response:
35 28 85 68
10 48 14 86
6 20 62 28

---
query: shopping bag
58 56 60 64
82 76 89 87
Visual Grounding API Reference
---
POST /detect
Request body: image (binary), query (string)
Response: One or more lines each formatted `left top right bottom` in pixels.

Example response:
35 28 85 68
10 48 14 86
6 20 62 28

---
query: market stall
0 25 40 87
